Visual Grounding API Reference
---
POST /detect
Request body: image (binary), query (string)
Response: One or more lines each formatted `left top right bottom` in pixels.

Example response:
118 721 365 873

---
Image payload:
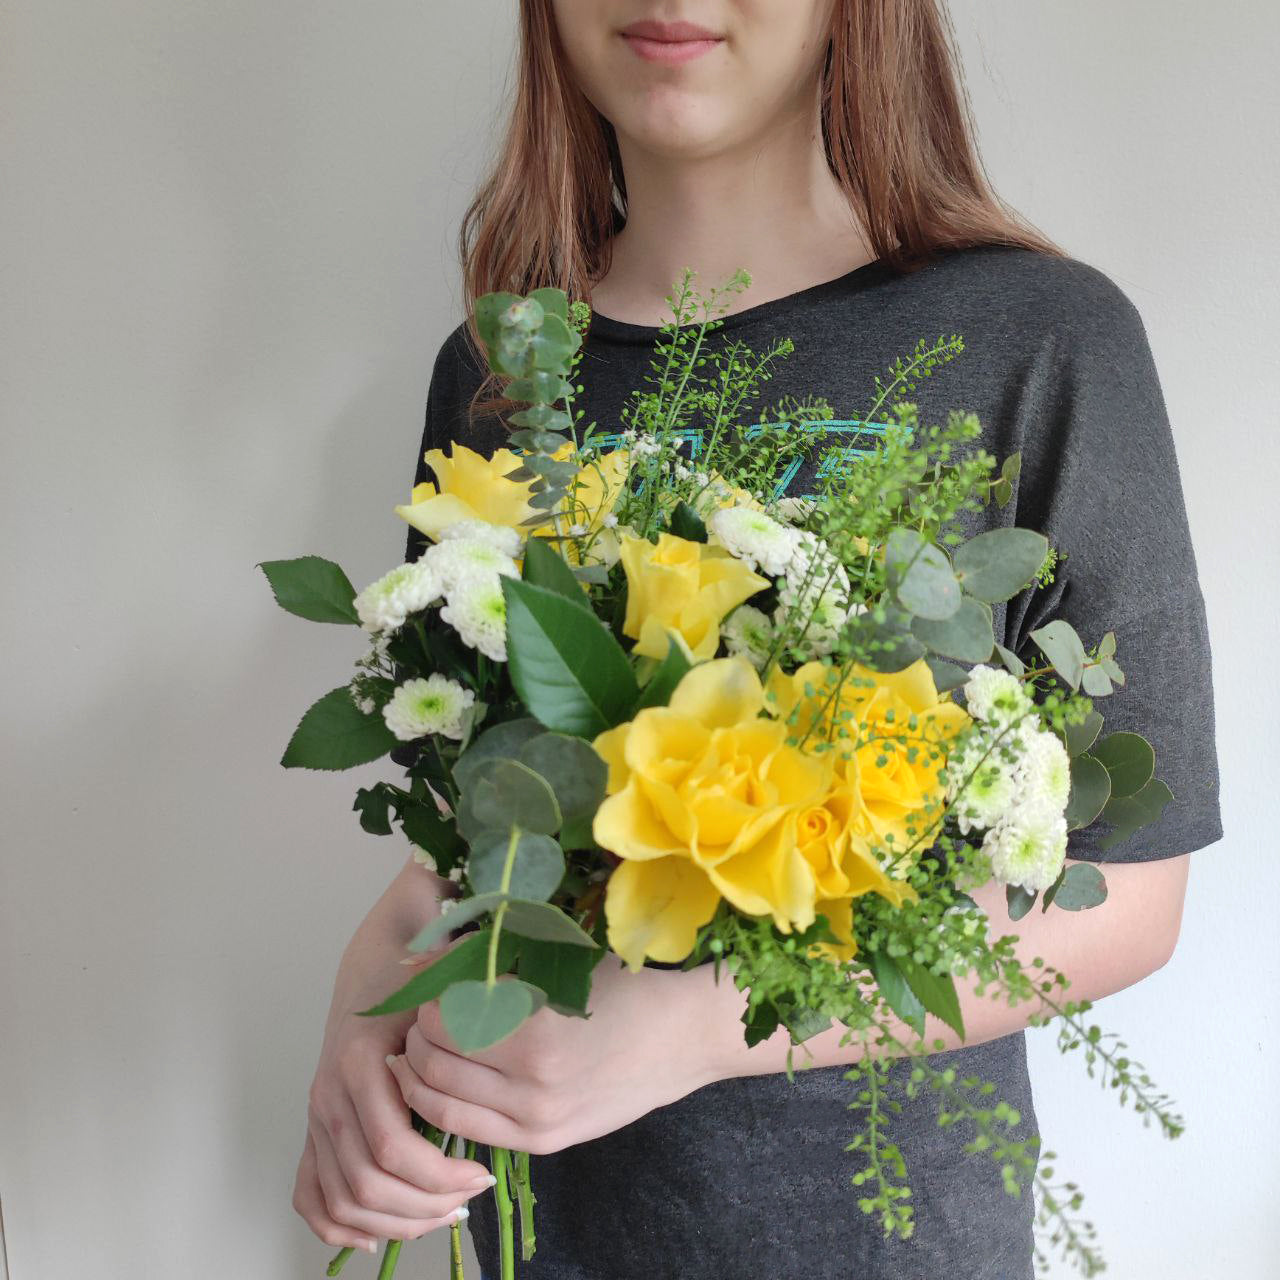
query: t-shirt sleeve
1002 269 1224 864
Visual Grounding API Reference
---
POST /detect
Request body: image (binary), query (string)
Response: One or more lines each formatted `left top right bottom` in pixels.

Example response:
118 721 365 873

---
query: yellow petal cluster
619 533 768 661
593 658 920 972
395 443 537 542
769 657 972 869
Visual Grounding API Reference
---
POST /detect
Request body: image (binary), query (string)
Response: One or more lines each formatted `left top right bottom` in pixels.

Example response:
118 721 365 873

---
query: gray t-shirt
400 244 1223 1278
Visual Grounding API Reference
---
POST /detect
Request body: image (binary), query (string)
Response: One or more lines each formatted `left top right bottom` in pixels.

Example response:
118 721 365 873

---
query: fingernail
451 1206 470 1223
477 1174 498 1188
384 1053 397 1066
363 1240 379 1253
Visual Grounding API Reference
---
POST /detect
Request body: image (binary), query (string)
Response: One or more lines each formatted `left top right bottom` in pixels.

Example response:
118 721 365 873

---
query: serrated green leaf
281 687 398 771
522 537 592 609
867 950 926 1039
503 578 639 735
899 957 965 1039
516 937 600 1016
258 556 359 624
353 785 396 835
357 929 522 1016
953 529 1049 603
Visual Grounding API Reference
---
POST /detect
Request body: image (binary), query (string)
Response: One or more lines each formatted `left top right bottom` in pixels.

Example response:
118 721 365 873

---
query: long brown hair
456 0 1066 419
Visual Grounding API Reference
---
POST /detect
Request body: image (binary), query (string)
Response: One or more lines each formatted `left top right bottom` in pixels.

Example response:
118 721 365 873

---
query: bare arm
292 856 496 1254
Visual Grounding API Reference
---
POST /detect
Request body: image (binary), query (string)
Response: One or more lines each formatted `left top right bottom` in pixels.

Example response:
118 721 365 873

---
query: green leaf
517 734 607 851
467 829 565 901
353 784 396 835
952 529 1049 603
899 957 965 1039
503 578 639 735
634 641 694 711
1062 710 1104 757
357 929 521 1016
911 596 995 663
1064 752 1112 831
1090 731 1155 799
281 687 399 771
257 556 359 624
925 657 968 694
505 373 572 405
866 950 926 1039
994 643 1025 677
1081 663 1114 697
474 290 523 345
516 937 599 1016
1049 862 1109 911
503 898 599 947
668 501 708 544
885 529 961 620
1098 778 1173 851
522 538 592 608
408 893 507 952
453 718 545 792
1005 884 1037 921
529 313 580 371
457 759 561 839
1029 619 1088 690
846 604 927 673
400 796 466 867
439 978 545 1053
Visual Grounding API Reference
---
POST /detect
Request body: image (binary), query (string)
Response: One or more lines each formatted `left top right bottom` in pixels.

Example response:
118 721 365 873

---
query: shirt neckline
584 254 898 345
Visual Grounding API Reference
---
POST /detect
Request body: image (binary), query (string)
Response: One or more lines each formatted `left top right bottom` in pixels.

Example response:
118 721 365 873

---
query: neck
591 94 877 326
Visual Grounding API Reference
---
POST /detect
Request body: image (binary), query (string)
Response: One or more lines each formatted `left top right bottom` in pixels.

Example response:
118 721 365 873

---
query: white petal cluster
440 577 509 661
982 804 1068 892
946 730 1024 835
707 506 801 576
423 537 519 593
773 496 815 525
963 663 1034 728
437 519 524 559
382 673 476 742
1018 727 1072 814
353 561 442 634
722 604 774 670
776 532 854 659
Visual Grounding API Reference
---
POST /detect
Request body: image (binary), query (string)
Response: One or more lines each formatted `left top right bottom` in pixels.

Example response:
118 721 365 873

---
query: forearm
686 855 1189 1085
325 855 455 1045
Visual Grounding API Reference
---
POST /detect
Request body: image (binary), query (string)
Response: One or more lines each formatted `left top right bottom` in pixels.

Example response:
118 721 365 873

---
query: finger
311 1110 468 1241
387 1053 526 1151
292 1130 380 1256
313 1092 478 1227
401 1026 522 1119
344 1045 493 1194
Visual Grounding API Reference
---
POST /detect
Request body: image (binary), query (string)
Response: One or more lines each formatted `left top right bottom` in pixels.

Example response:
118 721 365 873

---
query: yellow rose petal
605 856 721 971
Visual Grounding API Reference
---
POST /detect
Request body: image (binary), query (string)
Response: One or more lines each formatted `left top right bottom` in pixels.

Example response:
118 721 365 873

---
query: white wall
1 3 1275 1277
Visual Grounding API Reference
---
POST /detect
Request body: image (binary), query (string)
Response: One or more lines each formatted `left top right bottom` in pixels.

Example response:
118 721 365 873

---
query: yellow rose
619 532 768 661
770 657 971 866
395 443 537 542
593 658 831 970
549 446 630 566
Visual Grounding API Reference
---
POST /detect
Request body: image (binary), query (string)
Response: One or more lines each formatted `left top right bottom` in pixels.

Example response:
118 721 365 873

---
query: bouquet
261 270 1182 1279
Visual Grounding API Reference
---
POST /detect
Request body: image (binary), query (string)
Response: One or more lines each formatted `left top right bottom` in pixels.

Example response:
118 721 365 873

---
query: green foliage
258 555 359 624
281 686 398 771
357 928 521 1016
440 978 547 1053
952 528 1049 603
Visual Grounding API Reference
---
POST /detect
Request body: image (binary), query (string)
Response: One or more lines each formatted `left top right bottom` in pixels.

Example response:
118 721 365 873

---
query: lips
619 19 722 42
620 20 724 64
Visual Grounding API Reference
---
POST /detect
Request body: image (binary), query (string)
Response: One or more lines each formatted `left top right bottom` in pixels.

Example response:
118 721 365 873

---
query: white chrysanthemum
423 537 519 593
778 532 852 611
983 806 1068 892
382 674 476 742
963 663 1034 727
707 506 801 575
353 561 442 634
774 496 815 525
1015 727 1072 815
409 842 438 871
722 604 774 670
436 519 523 559
947 730 1024 834
440 577 509 661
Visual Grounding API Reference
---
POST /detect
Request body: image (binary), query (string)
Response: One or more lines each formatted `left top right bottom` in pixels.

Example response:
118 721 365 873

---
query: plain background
2 2 1277 1277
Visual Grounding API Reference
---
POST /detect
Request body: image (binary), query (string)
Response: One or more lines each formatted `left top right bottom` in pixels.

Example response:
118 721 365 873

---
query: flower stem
325 1247 353 1276
376 1238 402 1280
450 1217 466 1279
512 1149 537 1260
493 1146 516 1279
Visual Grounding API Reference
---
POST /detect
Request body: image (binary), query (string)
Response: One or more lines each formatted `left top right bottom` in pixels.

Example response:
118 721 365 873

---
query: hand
292 861 498 1253
386 952 722 1155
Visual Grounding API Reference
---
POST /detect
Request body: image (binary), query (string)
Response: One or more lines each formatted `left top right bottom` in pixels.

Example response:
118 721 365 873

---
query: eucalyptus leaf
503 898 599 946
994 643 1025 677
453 718 545 792
1029 619 1088 690
1049 862 1109 911
467 829 565 901
1064 752 1112 831
1098 778 1173 851
257 556 359 624
1062 709 1104 757
1090 732 1155 799
846 604 927 672
281 687 399 771
1081 663 1114 697
457 758 561 839
925 657 969 694
885 528 961 621
408 892 507 952
1005 884 1037 921
357 929 522 1016
439 978 546 1053
911 596 995 664
952 528 1048 603
517 733 607 850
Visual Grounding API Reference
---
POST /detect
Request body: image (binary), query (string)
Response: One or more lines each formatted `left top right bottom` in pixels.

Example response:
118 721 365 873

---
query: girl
293 3 1222 1276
